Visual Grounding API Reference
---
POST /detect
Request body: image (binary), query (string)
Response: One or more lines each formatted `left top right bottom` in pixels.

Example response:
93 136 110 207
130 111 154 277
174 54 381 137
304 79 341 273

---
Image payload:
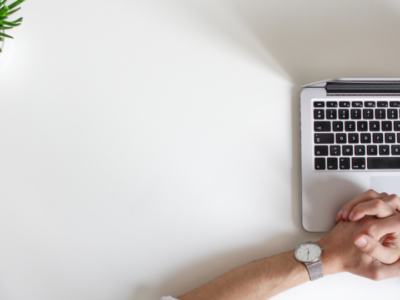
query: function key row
314 109 399 120
314 121 400 132
314 101 400 108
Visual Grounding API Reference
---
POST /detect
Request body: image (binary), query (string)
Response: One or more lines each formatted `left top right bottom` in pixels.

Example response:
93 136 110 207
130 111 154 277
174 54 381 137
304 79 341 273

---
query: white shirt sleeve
161 297 178 300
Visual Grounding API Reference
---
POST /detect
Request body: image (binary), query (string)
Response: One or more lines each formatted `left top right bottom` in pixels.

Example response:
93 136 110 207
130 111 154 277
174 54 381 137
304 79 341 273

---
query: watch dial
295 243 322 262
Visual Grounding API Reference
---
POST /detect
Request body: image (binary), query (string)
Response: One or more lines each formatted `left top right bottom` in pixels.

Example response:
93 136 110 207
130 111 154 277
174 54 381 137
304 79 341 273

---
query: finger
354 234 400 264
341 191 388 221
381 194 400 212
365 215 400 240
349 199 396 221
335 189 382 222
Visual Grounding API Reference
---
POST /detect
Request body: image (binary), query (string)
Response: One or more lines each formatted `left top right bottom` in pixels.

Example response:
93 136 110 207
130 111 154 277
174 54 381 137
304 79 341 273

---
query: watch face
295 243 322 263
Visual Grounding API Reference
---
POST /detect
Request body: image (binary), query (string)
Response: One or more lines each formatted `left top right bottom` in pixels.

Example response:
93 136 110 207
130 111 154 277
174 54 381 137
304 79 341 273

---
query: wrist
315 239 344 275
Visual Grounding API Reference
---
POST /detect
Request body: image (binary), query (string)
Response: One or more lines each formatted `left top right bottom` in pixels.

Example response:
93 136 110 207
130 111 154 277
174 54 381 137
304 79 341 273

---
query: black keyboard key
355 145 365 155
390 101 400 107
368 157 400 169
314 121 331 132
314 109 324 119
343 145 353 156
340 157 350 170
395 121 400 131
352 101 363 107
326 109 337 120
348 133 359 143
375 109 386 119
370 121 380 131
382 121 392 131
357 121 368 131
314 102 325 107
388 109 398 119
379 145 390 155
315 146 328 156
345 121 356 131
339 109 349 119
330 145 341 156
315 158 325 170
339 101 350 107
333 121 343 132
363 109 373 119
336 133 347 144
327 101 338 107
351 109 362 119
373 133 383 143
365 101 376 107
361 133 371 143
367 145 378 155
315 134 334 144
392 145 400 155
386 133 395 143
398 133 400 143
352 157 366 169
377 101 389 107
327 158 338 170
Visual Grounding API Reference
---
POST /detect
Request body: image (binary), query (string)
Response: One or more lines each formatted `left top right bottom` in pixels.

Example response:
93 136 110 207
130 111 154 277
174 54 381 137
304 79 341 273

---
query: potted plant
0 0 25 53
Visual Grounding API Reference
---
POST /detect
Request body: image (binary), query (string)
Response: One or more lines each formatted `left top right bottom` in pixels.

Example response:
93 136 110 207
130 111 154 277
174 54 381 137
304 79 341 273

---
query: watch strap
306 261 324 281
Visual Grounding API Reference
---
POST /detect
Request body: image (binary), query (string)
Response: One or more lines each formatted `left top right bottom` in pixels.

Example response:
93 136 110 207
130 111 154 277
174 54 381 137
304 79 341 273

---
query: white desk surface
1 0 400 299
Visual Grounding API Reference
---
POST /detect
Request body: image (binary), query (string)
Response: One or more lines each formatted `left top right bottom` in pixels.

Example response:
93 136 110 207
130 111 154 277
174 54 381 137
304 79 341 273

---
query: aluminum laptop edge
301 78 400 232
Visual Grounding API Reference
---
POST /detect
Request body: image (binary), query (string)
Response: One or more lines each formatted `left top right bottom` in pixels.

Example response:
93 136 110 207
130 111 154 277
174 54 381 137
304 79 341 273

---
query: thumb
354 234 399 264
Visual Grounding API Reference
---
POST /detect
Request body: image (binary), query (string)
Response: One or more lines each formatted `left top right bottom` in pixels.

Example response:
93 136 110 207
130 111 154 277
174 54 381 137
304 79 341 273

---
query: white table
1 0 400 299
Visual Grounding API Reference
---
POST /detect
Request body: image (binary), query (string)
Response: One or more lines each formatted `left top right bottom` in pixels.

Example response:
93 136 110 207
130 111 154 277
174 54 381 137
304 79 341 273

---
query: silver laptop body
301 79 400 232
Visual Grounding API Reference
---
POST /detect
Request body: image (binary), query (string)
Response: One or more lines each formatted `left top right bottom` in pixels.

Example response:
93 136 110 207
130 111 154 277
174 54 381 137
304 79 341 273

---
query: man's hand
318 215 400 280
323 189 400 280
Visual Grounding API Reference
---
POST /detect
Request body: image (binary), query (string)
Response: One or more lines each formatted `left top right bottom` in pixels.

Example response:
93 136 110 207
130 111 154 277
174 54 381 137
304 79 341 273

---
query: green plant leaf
0 6 9 16
0 31 13 38
1 19 21 26
7 7 20 15
7 0 25 10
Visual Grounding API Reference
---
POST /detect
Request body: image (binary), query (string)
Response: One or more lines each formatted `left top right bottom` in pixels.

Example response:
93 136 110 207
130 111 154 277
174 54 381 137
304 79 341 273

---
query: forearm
178 250 309 300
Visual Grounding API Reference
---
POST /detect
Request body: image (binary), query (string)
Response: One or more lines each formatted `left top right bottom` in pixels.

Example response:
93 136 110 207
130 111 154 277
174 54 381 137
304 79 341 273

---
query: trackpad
370 176 400 195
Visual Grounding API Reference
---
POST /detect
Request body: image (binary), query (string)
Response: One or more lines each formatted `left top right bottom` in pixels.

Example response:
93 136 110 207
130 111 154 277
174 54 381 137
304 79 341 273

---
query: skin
176 190 400 300
336 189 400 265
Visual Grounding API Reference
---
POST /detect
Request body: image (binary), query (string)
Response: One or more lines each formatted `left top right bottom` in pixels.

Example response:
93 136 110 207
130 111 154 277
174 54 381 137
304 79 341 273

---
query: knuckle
366 189 379 198
386 194 400 205
365 222 378 235
372 199 384 210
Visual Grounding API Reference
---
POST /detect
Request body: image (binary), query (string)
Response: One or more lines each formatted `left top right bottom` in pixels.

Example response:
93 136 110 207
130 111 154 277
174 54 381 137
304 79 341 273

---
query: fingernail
336 209 343 219
355 236 367 248
349 211 354 220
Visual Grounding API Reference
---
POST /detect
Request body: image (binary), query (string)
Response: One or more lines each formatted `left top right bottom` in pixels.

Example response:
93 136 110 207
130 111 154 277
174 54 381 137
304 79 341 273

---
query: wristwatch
294 241 324 281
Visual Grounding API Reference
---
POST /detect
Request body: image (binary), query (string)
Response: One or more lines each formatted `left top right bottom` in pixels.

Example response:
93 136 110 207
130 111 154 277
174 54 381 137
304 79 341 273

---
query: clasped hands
317 190 400 280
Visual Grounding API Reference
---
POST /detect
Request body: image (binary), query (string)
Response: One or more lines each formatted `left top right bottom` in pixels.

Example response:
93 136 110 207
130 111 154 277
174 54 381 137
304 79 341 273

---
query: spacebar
368 157 400 169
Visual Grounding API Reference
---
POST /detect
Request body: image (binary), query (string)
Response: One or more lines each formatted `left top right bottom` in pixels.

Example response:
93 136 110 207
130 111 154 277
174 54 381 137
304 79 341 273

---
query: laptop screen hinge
326 82 400 96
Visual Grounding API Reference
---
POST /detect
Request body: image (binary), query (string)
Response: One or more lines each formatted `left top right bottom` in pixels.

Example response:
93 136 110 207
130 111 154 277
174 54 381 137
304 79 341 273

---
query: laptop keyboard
313 100 400 170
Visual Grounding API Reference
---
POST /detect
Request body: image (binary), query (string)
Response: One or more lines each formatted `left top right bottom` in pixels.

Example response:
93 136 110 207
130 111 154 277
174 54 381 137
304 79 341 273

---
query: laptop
301 79 400 232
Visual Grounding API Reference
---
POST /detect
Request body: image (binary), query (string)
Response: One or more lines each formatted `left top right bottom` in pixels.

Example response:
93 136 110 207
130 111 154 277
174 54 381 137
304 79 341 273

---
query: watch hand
307 249 309 260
